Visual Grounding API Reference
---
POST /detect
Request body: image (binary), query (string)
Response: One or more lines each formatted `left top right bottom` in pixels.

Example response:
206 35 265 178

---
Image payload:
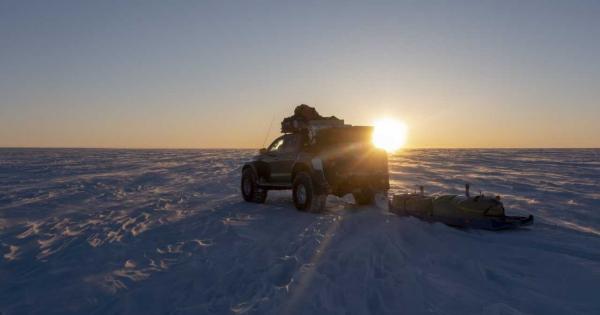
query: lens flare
372 119 408 153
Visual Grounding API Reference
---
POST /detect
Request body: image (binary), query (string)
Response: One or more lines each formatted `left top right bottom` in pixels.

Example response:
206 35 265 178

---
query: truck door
259 136 285 183
270 134 303 184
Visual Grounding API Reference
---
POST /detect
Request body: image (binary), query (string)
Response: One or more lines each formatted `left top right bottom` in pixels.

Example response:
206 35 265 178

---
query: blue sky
1 0 599 148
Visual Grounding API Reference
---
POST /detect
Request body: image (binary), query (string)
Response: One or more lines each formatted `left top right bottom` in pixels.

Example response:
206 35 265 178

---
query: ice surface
0 148 599 314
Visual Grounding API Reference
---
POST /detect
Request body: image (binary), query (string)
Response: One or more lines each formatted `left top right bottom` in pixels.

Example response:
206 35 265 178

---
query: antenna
261 113 276 148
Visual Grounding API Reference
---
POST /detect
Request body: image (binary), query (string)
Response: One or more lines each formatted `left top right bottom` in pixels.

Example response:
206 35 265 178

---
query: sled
390 185 534 231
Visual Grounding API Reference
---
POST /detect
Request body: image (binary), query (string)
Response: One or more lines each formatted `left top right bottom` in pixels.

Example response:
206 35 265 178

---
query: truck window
267 137 285 152
280 134 300 152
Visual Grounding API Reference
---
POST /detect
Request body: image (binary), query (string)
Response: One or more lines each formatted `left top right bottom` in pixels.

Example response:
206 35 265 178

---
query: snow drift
0 149 599 314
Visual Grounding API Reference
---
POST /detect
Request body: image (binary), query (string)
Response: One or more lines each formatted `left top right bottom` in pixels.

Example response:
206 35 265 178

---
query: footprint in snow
268 255 298 288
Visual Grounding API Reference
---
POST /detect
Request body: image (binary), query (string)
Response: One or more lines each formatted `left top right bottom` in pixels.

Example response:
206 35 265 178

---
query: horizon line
1 146 598 150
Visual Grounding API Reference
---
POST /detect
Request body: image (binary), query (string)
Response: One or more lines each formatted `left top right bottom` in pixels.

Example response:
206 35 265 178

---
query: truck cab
255 133 306 187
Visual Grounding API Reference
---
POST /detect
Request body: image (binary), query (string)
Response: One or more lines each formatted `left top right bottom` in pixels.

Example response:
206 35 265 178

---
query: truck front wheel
241 168 267 203
292 172 326 213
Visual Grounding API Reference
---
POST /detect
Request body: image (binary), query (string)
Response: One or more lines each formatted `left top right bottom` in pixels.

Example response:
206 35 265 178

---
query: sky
1 0 599 148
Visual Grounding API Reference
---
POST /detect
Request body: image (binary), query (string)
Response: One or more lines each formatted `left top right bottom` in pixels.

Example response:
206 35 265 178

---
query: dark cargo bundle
281 104 344 133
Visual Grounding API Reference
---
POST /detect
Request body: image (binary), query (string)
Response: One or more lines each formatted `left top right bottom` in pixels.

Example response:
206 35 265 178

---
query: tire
353 189 375 205
241 168 267 203
292 172 326 213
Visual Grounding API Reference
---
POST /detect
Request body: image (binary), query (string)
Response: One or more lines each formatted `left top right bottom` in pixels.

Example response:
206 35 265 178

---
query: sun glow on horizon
372 119 408 153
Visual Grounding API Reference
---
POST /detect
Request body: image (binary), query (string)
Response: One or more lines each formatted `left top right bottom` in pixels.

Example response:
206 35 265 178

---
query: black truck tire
353 189 375 205
292 172 326 213
241 168 267 203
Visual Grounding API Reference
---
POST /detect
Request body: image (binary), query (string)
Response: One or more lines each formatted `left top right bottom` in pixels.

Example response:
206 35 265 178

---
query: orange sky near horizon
1 2 599 149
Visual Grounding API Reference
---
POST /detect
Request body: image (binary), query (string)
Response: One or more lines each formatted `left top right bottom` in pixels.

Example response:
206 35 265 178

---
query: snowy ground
0 149 599 315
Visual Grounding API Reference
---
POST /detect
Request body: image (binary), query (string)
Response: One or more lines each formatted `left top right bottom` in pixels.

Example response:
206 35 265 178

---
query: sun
372 119 408 153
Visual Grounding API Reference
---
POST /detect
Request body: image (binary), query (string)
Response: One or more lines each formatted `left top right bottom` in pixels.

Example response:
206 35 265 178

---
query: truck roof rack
281 104 345 133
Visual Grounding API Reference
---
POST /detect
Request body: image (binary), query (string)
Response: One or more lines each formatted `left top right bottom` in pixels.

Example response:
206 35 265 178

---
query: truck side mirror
259 148 267 155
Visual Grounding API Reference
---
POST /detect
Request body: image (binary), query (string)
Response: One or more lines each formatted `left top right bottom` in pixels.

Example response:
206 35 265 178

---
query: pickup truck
241 126 389 212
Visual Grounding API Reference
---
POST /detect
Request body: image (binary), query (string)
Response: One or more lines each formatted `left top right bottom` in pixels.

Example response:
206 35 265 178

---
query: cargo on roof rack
281 104 344 133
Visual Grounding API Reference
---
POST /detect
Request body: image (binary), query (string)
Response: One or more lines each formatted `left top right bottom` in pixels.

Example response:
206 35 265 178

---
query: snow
0 148 599 315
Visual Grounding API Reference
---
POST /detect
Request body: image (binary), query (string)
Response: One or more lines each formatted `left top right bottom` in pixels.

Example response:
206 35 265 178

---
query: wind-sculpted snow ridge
0 148 598 315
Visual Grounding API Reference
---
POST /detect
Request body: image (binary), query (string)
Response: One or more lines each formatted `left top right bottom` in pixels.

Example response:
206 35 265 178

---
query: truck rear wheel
293 172 326 213
354 190 389 209
353 190 375 205
241 168 267 203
